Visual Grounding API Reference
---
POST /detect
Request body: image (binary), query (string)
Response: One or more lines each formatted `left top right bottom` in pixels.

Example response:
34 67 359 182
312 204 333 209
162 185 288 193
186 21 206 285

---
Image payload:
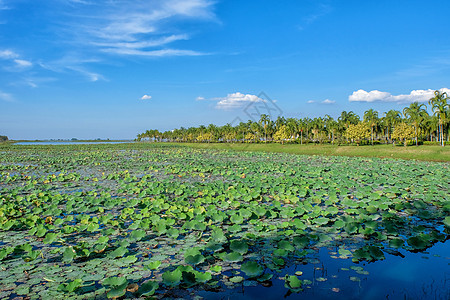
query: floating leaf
241 261 264 278
139 281 159 297
229 276 244 283
146 260 161 270
230 240 248 254
185 254 205 265
162 269 182 287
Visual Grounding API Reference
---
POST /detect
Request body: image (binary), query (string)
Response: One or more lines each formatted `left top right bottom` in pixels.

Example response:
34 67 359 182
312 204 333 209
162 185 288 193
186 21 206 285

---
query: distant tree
363 109 379 146
338 111 360 142
403 102 428 146
392 123 415 147
345 123 370 146
273 125 290 144
428 90 450 147
383 110 402 143
0 135 8 142
259 114 270 143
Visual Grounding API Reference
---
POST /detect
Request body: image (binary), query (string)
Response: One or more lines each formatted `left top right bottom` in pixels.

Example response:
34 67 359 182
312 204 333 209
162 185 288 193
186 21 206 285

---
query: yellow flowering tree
392 123 415 146
345 122 371 145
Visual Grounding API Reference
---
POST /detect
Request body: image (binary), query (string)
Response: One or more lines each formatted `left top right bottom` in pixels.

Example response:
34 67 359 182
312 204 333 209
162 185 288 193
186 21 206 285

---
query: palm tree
428 90 450 147
324 115 338 144
403 102 428 146
384 110 402 143
259 114 270 143
338 111 360 142
363 109 379 145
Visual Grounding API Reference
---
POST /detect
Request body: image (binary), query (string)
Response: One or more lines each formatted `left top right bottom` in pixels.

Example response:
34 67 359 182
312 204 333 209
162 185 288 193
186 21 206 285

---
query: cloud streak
349 88 450 103
140 95 152 100
307 99 336 104
0 90 13 102
64 0 216 57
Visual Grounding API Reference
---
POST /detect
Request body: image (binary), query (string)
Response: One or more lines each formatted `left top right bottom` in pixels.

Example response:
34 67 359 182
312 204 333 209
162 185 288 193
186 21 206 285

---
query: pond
199 240 449 299
0 144 448 299
15 141 134 145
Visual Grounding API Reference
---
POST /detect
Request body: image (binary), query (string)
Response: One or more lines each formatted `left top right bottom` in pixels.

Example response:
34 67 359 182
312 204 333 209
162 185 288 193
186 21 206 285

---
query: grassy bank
173 143 450 162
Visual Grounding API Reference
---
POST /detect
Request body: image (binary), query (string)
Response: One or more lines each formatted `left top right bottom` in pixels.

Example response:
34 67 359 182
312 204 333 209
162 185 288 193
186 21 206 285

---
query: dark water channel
199 240 449 300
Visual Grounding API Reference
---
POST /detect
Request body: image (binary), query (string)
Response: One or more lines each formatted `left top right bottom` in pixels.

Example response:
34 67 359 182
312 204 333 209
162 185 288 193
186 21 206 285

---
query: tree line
137 90 450 147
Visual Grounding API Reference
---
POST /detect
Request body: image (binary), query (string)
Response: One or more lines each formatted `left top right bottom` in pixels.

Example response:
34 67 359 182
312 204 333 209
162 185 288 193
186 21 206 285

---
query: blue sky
1 0 450 139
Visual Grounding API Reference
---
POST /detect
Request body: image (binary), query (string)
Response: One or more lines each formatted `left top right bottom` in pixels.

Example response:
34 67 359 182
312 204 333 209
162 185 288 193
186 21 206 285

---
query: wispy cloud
0 0 9 10
322 99 335 104
38 55 105 82
297 2 333 31
14 59 32 68
0 49 18 59
349 88 450 103
140 94 152 100
307 99 336 104
63 0 216 57
0 49 33 72
0 89 13 102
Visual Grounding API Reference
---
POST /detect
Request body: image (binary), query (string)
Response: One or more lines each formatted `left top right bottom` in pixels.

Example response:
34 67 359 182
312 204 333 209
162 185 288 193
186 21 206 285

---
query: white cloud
0 49 18 59
215 92 264 110
140 94 152 100
14 59 32 68
65 0 216 57
0 90 13 102
307 99 335 104
66 66 104 82
101 48 205 57
349 88 450 103
196 96 205 101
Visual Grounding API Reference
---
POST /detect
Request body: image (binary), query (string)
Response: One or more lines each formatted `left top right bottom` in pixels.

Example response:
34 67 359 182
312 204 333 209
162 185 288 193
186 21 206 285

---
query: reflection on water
198 240 449 300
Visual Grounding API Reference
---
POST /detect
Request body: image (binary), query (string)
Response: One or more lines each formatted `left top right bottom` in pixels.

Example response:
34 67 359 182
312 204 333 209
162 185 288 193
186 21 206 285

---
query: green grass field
175 143 450 162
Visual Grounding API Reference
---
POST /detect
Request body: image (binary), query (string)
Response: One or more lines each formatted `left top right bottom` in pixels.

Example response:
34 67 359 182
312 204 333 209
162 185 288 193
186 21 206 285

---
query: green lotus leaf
229 276 244 283
162 269 182 287
194 271 212 283
130 229 146 241
223 251 243 262
138 281 159 297
185 253 205 265
15 285 30 295
62 246 76 263
230 214 244 224
284 275 302 292
120 255 137 265
293 236 309 248
108 247 128 258
389 238 404 248
106 284 127 299
228 224 242 233
443 216 450 227
230 240 249 254
209 265 222 273
58 278 83 293
146 260 161 270
43 232 58 244
103 276 127 287
241 261 264 278
407 236 428 250
257 273 273 282
278 240 295 252
314 217 329 226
